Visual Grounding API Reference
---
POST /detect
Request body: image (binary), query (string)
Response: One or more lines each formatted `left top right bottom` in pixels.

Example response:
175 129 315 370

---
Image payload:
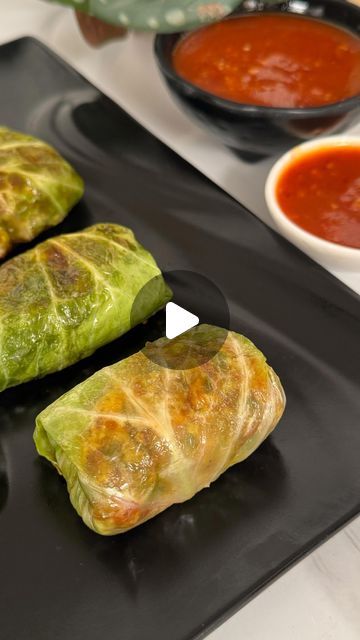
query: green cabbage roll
0 126 84 258
0 223 171 391
34 325 286 536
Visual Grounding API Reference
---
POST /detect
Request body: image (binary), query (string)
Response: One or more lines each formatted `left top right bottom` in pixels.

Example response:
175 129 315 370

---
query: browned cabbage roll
0 126 84 258
34 325 286 535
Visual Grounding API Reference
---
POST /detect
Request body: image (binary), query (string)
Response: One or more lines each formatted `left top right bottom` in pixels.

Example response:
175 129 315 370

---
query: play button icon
165 302 199 339
131 269 230 369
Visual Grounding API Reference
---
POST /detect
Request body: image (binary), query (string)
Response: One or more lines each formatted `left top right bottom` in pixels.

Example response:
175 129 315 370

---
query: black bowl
155 0 360 158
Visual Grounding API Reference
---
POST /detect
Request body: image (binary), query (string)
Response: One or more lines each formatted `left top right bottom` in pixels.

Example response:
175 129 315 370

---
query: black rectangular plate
1 38 359 640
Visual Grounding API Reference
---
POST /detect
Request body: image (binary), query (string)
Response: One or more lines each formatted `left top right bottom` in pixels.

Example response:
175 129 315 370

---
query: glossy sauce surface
173 14 360 108
276 146 360 248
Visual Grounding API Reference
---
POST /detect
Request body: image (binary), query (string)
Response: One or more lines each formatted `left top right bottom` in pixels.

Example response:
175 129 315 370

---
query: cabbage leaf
0 126 84 258
0 222 171 391
34 324 285 535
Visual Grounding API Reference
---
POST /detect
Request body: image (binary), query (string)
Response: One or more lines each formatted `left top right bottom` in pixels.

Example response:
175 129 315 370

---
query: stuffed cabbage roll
0 126 84 258
34 325 286 535
0 223 171 391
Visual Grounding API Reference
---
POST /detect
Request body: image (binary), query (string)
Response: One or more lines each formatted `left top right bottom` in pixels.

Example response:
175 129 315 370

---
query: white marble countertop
1 2 360 638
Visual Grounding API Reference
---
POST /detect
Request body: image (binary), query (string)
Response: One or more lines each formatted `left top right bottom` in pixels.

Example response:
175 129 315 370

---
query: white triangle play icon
166 302 199 340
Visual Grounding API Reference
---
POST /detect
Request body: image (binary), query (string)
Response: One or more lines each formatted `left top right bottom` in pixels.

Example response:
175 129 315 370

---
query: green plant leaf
46 0 244 32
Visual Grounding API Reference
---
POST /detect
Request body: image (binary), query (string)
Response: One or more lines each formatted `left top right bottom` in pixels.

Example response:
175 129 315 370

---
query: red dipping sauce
276 146 360 249
173 14 360 108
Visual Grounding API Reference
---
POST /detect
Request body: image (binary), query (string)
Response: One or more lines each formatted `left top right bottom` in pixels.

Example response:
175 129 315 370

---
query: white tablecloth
1 2 360 639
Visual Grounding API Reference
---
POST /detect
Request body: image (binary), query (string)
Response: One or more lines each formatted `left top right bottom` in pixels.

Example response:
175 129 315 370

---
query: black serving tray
0 38 359 640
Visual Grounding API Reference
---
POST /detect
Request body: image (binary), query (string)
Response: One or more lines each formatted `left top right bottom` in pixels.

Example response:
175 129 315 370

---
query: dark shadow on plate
2 199 93 264
0 443 8 514
230 147 269 163
35 456 94 539
97 440 287 597
35 438 287 602
71 97 168 171
0 312 166 431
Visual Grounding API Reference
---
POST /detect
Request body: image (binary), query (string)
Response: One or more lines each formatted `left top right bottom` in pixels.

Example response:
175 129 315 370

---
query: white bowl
265 136 360 271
